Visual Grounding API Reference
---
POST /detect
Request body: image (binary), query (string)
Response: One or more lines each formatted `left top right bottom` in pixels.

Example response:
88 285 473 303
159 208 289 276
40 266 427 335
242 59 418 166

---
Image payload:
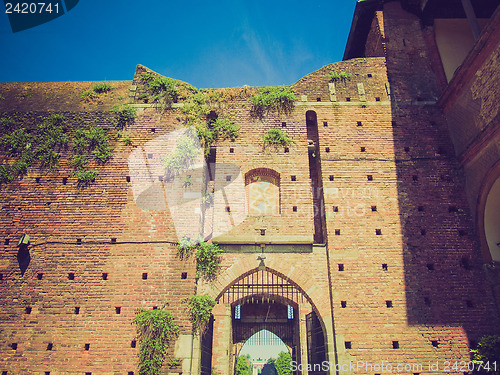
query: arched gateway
199 268 329 375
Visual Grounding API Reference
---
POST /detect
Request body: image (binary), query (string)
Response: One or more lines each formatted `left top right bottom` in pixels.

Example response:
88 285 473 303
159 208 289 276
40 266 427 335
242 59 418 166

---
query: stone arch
477 160 500 262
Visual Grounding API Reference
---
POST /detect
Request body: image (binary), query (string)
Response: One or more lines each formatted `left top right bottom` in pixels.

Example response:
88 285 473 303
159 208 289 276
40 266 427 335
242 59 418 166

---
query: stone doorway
201 268 328 375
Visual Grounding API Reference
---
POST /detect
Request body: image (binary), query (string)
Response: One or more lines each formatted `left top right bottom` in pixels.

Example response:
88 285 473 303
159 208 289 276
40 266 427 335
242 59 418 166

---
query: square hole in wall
37 273 43 280
126 176 131 183
360 147 366 152
418 205 424 212
427 263 435 271
341 301 347 308
181 272 187 279
292 206 297 212
284 147 289 153
367 175 373 181
4 239 9 245
229 148 234 153
323 121 328 127
47 343 53 351
131 340 137 348
281 122 286 127
115 307 121 314
142 273 148 280
371 206 377 212
316 97 321 102
84 343 90 351
25 307 32 314
68 273 75 280
76 238 82 245
375 229 382 235
391 121 397 127
367 73 373 78
386 300 393 308
338 264 344 271
333 206 338 212
102 273 108 280
325 147 330 153
335 229 341 235
62 177 68 185
226 175 231 182
432 340 439 348
75 307 80 314
85 372 91 375
382 263 388 271
225 206 231 212
111 238 117 244
345 341 352 349
151 128 156 133
0 274 3 281
357 121 362 126
375 97 381 101
346 97 351 102
260 229 266 236
291 175 296 181
392 341 399 349
329 175 334 181
11 343 17 350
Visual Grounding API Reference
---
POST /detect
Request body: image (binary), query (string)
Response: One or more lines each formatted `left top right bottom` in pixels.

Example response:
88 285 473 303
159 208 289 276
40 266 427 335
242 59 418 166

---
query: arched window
245 168 280 216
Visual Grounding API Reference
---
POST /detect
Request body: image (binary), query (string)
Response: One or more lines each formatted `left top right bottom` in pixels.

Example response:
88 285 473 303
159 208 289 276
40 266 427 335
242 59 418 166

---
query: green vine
177 238 222 281
132 306 179 375
111 104 137 129
263 128 294 147
0 114 68 184
186 294 216 334
249 86 296 116
328 69 352 82
0 113 115 186
141 73 181 107
471 335 500 373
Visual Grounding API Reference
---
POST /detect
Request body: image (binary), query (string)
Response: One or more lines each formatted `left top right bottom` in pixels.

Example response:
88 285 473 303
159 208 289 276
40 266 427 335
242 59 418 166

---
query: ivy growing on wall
186 294 216 334
132 306 179 375
0 114 68 184
177 237 222 281
263 128 294 147
328 69 352 82
249 86 296 116
0 113 118 186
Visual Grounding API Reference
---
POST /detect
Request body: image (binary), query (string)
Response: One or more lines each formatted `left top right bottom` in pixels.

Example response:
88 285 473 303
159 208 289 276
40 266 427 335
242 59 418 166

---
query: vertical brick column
212 303 232 375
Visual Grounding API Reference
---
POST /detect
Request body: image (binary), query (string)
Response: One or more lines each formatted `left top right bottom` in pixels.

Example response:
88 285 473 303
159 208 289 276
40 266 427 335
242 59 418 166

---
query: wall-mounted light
18 234 30 246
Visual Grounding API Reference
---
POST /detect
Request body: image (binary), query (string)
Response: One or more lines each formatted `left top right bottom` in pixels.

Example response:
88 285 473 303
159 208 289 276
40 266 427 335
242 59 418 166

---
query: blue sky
0 0 357 88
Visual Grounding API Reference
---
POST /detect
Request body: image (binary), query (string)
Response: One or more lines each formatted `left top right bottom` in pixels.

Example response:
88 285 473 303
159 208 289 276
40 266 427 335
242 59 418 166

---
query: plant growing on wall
0 114 68 184
111 104 137 129
186 294 216 334
195 241 222 281
328 69 351 82
249 86 296 116
471 335 500 374
141 73 180 107
263 128 294 147
162 128 200 177
176 238 222 280
132 306 179 375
